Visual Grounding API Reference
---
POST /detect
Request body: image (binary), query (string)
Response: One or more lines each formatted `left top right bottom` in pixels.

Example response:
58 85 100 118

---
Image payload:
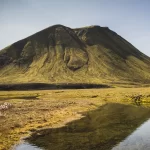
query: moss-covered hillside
0 24 150 84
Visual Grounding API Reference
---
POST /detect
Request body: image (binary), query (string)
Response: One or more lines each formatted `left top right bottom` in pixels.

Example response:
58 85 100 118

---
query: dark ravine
0 24 150 84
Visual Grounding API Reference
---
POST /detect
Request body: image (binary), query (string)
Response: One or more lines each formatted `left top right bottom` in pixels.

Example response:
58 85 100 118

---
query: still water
13 103 150 150
14 143 42 150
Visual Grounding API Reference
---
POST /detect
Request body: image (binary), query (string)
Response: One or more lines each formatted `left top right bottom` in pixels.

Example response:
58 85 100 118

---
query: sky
0 0 150 56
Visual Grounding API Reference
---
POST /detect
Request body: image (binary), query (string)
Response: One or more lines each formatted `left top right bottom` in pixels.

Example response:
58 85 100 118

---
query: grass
0 87 150 150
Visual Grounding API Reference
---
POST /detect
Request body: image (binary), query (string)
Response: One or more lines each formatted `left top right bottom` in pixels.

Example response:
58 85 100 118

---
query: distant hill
0 24 150 85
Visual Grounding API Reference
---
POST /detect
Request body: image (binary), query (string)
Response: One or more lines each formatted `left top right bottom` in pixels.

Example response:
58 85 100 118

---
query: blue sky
0 0 150 56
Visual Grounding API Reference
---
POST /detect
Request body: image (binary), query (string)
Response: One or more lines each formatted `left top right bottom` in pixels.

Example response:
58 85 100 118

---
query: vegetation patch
0 87 150 150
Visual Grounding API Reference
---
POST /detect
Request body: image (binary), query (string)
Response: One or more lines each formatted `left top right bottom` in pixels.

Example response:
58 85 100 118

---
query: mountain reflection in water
14 103 150 150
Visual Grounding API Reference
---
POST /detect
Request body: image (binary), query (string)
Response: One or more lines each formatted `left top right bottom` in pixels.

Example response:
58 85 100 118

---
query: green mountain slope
0 25 150 84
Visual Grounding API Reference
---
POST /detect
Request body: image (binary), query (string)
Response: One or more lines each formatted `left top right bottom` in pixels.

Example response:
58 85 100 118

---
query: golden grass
0 87 150 150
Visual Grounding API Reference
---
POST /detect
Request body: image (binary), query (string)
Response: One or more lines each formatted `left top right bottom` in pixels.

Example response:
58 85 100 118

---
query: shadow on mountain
0 83 111 91
26 103 150 150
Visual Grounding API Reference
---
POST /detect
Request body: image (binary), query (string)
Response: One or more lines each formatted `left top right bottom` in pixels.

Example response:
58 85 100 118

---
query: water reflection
112 119 150 150
13 142 42 150
18 103 150 150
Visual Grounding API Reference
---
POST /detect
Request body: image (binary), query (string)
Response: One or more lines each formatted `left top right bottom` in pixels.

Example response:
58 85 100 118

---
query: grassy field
0 87 150 150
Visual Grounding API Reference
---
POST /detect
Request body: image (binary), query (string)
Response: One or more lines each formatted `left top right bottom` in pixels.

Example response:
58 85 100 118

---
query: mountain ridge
0 24 150 85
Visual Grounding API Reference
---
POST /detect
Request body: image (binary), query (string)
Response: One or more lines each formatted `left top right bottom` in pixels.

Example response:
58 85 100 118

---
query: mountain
0 24 150 85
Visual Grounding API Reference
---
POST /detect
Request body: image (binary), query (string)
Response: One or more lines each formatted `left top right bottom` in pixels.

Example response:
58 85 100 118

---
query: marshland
0 87 150 150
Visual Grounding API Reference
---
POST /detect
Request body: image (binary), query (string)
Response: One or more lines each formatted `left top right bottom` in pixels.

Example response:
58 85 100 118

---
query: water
13 142 42 150
112 119 150 150
13 103 150 150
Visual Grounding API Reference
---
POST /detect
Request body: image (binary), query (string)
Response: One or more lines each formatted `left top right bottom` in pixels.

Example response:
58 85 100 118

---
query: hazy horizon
0 0 150 56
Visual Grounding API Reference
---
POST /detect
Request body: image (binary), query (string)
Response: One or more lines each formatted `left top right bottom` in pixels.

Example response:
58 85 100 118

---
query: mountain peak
0 24 150 84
